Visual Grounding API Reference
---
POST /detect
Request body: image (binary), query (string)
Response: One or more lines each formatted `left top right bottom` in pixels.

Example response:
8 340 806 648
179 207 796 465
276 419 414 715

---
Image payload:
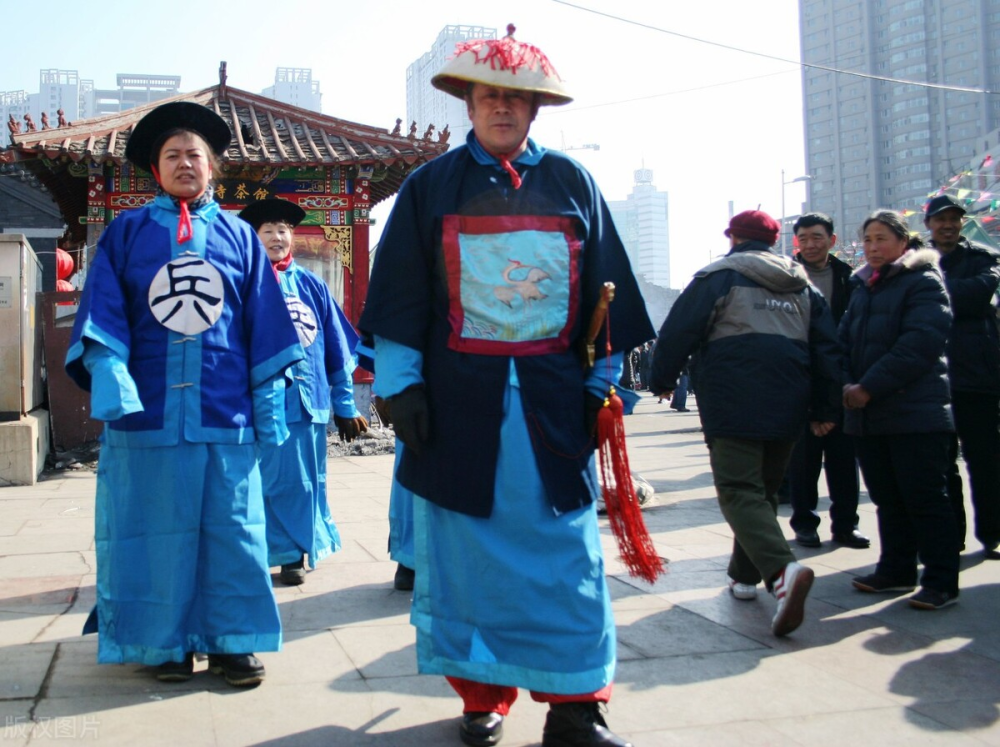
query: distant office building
90 74 181 116
608 168 671 289
800 0 1000 239
262 68 322 113
407 25 497 146
2 69 181 135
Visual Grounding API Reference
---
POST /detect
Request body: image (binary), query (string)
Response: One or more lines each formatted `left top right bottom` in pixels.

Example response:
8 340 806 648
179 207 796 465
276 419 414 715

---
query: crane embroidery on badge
148 257 224 335
492 259 551 308
285 297 318 347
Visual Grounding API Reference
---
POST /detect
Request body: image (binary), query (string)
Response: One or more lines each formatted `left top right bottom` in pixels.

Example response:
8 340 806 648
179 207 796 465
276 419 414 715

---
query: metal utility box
0 234 44 421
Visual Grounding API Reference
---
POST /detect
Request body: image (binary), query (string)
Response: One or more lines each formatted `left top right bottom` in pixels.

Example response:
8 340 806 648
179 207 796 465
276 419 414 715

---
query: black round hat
238 198 307 230
125 101 231 172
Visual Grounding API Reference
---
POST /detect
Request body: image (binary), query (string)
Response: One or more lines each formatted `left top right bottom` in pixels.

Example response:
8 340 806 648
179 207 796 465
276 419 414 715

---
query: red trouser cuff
447 676 613 713
446 677 518 715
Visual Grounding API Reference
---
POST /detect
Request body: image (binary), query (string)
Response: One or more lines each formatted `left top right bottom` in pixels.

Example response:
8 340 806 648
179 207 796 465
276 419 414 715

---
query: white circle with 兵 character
148 257 225 334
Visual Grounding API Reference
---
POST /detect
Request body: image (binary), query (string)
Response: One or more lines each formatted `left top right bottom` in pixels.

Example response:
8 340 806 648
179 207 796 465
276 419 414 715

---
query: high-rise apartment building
608 168 671 289
800 0 1000 238
407 25 497 146
262 68 322 113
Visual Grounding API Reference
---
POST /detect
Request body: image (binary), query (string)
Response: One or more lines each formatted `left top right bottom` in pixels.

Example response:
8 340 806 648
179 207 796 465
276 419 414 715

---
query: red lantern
56 248 74 280
56 279 74 292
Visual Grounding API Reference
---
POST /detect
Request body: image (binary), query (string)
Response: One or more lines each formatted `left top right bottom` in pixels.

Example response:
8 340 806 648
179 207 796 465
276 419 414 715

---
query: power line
546 70 796 114
550 0 1000 95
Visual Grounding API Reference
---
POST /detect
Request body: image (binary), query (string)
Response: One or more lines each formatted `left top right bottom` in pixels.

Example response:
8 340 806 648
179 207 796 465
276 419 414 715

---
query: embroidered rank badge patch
442 215 581 355
286 297 319 347
148 256 224 335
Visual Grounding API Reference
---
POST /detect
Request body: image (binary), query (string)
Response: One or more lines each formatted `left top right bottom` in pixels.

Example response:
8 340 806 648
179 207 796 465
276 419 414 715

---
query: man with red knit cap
650 210 841 637
361 24 650 747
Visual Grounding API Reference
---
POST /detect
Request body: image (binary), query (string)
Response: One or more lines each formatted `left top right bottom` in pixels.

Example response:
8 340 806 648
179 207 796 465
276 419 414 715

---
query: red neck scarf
477 137 527 190
273 253 294 273
151 165 195 244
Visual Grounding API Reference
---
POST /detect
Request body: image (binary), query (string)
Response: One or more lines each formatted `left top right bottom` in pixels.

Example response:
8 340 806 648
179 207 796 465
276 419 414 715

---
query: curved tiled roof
2 83 449 206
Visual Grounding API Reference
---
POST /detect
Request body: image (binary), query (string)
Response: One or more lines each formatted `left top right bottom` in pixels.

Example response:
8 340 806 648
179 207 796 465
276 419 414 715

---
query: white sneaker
728 576 758 600
770 561 814 637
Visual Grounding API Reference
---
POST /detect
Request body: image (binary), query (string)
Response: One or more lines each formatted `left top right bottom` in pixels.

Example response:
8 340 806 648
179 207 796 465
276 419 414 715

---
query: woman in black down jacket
839 210 960 610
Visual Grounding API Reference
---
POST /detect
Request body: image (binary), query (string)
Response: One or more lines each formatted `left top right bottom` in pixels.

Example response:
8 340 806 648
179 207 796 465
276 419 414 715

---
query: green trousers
708 437 797 587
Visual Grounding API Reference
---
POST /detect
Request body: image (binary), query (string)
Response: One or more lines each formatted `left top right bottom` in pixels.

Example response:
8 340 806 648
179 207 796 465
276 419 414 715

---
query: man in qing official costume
359 26 653 747
65 102 303 687
238 198 367 586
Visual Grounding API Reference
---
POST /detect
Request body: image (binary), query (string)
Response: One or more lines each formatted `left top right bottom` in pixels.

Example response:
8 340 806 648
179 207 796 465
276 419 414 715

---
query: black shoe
279 557 306 586
908 587 959 610
394 563 415 591
832 530 871 549
208 653 265 687
460 712 503 747
542 702 632 747
155 652 194 682
794 531 822 548
852 573 915 593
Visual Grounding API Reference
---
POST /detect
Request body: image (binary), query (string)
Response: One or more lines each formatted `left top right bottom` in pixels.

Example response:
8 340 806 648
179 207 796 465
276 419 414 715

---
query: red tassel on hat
595 306 664 584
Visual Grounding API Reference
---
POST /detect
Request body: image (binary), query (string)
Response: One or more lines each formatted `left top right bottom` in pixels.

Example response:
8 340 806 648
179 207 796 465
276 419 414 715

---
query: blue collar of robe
465 131 547 171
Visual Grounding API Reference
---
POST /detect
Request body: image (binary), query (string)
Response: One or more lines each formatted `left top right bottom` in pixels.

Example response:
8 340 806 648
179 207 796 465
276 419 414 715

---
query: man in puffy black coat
650 210 841 638
924 194 1000 559
787 213 868 550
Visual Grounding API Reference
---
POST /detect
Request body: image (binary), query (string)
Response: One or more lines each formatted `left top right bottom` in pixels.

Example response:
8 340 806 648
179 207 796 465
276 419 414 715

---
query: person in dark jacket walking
651 209 841 637
787 213 869 549
841 209 960 610
924 194 1000 559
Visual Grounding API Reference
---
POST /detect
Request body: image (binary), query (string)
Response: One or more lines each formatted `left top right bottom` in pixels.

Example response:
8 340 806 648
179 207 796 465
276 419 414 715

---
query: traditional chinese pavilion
1 64 450 327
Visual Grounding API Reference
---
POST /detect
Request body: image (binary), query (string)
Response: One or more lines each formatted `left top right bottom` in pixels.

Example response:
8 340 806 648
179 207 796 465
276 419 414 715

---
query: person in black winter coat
840 209 960 610
787 213 868 550
651 209 841 638
924 194 1000 559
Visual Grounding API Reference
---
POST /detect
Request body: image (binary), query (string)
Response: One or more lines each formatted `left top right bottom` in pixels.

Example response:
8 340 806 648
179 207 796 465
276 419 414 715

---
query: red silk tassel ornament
596 310 664 584
150 165 194 244
177 200 193 244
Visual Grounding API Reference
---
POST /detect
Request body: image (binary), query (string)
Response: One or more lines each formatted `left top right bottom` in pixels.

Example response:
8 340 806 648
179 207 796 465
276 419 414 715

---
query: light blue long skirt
388 438 416 569
411 383 616 694
91 441 281 665
258 420 341 568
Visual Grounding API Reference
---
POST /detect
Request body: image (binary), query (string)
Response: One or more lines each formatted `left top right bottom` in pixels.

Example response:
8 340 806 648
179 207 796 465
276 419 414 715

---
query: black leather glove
373 395 392 427
333 414 369 443
389 384 430 456
585 392 605 437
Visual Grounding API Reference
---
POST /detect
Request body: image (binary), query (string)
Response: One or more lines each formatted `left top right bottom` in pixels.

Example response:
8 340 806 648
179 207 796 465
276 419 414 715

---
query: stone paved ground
2 394 998 746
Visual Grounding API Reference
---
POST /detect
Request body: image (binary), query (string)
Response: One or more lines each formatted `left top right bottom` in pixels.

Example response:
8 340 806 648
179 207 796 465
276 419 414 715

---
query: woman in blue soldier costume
360 27 653 747
65 102 304 688
238 198 367 586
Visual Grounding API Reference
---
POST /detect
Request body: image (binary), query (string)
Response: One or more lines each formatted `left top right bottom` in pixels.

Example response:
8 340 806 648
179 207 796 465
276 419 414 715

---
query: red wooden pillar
350 176 373 384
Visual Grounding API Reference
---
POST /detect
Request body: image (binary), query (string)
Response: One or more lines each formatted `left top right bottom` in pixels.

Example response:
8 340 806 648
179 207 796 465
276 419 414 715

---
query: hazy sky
1 0 808 288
